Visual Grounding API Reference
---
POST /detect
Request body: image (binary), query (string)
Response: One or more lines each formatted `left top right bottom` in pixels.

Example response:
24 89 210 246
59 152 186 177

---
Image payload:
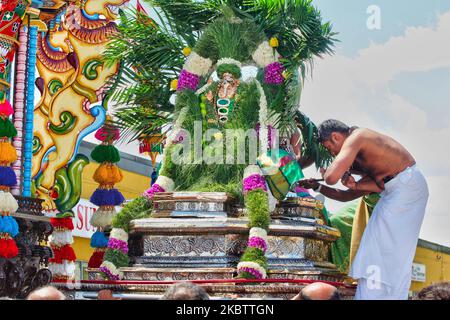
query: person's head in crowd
98 289 121 300
27 286 66 300
292 282 340 300
161 282 209 300
414 282 450 300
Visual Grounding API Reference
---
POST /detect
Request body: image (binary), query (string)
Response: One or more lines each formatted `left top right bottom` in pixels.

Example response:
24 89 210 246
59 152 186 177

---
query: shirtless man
301 119 429 300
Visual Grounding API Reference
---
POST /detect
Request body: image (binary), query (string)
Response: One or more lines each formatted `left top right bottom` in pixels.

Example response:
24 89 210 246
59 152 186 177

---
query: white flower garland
155 175 175 192
237 261 267 279
255 80 269 154
267 187 278 213
195 82 212 95
249 227 268 241
100 261 124 279
252 41 277 68
166 106 189 148
217 58 242 69
243 165 263 179
110 228 128 242
48 230 74 246
184 52 213 76
0 191 18 213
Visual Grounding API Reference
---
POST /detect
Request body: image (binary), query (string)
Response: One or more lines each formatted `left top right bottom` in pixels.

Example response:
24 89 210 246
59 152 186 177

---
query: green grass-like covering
103 248 130 268
245 189 270 230
0 117 17 138
195 17 264 62
111 196 153 233
217 64 242 79
240 246 268 270
91 145 121 163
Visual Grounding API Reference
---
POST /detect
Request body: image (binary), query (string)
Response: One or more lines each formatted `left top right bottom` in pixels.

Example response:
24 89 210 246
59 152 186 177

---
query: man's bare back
348 128 415 182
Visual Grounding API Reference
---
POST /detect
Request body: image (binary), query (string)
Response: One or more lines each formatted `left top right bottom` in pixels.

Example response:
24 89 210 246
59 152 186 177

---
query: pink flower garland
239 267 264 279
177 69 200 91
243 174 267 194
248 236 268 253
143 183 165 200
99 266 120 281
264 62 285 85
107 238 129 254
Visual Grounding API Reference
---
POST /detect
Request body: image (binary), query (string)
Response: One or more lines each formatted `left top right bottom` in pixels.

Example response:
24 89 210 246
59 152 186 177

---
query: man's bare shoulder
345 127 369 145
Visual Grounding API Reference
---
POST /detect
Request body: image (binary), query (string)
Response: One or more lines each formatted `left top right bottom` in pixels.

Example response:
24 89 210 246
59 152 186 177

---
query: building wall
410 244 450 293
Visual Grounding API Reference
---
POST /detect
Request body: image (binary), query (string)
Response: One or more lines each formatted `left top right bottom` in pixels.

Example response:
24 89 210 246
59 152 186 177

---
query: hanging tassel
50 217 74 231
0 142 18 164
91 145 120 163
90 231 109 248
95 126 120 143
0 166 17 187
90 188 125 207
0 100 13 118
0 191 19 216
90 208 116 229
93 164 123 185
88 249 106 268
0 237 19 259
0 117 18 139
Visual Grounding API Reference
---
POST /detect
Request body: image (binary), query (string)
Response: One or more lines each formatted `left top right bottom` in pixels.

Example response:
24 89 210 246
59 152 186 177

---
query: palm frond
294 110 332 168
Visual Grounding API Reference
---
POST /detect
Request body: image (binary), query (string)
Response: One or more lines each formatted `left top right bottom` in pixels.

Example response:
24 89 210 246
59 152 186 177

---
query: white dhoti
349 165 429 300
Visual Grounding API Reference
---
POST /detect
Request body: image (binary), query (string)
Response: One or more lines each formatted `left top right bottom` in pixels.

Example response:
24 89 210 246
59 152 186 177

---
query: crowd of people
0 281 446 300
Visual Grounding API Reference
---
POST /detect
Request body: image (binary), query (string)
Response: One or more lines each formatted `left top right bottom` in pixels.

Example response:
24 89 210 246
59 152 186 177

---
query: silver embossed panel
143 235 226 257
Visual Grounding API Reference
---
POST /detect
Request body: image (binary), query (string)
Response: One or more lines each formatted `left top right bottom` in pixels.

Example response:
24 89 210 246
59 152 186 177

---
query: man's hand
298 179 320 190
319 168 327 178
341 173 357 190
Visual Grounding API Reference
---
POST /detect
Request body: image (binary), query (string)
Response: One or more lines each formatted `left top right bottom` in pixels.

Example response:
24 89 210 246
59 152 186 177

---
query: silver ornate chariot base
125 192 341 277
81 192 355 299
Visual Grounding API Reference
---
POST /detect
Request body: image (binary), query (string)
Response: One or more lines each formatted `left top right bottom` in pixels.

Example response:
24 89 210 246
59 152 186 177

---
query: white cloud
301 12 450 246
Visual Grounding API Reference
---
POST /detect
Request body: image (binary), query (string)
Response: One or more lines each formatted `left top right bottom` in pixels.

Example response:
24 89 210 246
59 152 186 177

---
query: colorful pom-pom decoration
90 188 125 207
0 166 17 187
91 144 121 163
88 250 106 268
0 141 18 164
0 99 13 117
93 164 123 185
0 117 18 138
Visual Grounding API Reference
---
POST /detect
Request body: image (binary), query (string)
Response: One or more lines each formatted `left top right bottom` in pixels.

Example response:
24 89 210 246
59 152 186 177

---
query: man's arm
342 175 384 193
299 179 369 202
323 134 362 185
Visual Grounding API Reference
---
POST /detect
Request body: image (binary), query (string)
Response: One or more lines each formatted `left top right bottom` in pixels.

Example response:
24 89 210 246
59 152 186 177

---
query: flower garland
237 165 270 279
177 52 213 92
255 80 269 156
236 42 286 279
88 119 124 269
0 100 20 260
252 41 278 68
217 58 242 69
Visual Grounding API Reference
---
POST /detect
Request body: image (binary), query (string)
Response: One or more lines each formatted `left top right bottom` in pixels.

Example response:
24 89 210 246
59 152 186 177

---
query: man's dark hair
161 282 209 300
318 119 351 143
300 289 341 300
414 282 450 300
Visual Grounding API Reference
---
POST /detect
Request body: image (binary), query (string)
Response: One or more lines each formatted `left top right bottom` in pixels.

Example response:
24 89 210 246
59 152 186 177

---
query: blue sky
314 0 450 56
301 1 450 246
